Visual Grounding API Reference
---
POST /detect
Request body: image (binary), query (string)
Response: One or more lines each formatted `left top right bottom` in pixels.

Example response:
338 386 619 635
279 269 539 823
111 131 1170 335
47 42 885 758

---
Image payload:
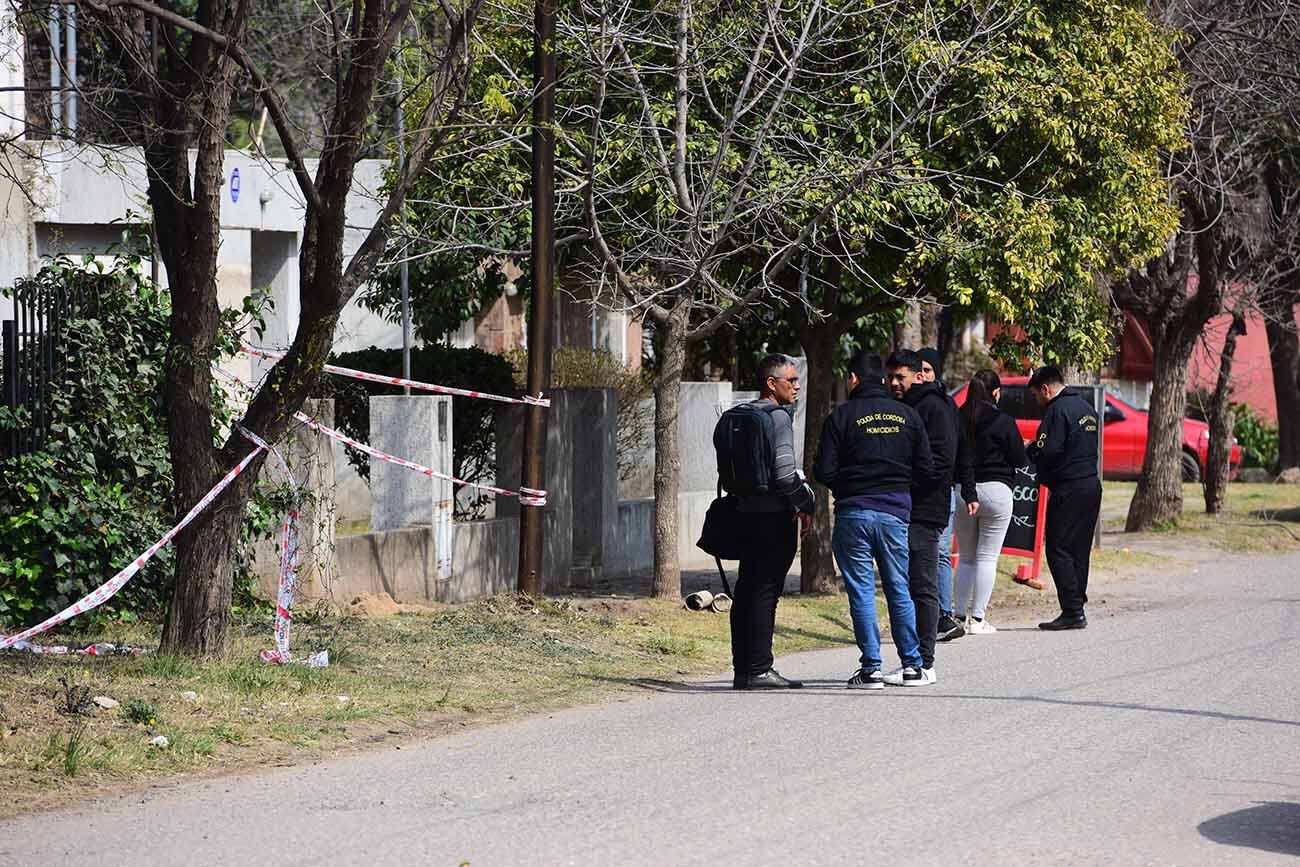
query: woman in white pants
954 370 1027 633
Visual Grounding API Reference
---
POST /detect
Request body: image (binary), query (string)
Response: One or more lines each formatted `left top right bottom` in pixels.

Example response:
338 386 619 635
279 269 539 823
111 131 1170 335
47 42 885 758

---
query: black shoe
1038 613 1087 631
847 669 885 690
735 668 804 690
937 614 966 642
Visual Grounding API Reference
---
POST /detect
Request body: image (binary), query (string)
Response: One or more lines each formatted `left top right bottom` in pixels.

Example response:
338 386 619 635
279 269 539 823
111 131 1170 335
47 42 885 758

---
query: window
998 385 1044 420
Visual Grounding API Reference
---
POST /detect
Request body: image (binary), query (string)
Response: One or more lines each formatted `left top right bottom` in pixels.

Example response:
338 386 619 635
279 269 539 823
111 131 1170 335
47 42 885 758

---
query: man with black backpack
715 353 815 690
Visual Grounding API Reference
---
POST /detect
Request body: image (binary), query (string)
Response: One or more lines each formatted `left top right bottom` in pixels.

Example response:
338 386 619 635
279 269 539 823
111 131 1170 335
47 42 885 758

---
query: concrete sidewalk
3 552 1299 865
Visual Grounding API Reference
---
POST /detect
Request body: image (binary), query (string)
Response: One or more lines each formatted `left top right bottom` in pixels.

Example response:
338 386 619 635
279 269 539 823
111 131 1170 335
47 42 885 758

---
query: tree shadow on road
576 674 859 694
1198 802 1300 857
938 694 1300 728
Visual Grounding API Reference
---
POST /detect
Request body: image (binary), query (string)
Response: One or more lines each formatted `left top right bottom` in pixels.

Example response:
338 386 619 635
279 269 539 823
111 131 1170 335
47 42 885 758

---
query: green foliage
0 254 285 629
324 345 519 519
54 675 94 717
121 698 160 726
1232 403 1279 470
504 347 653 482
0 257 174 627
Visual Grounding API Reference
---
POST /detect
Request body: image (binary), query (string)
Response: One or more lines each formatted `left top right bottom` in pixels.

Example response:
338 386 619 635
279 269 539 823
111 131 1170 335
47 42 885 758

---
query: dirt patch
342 593 440 617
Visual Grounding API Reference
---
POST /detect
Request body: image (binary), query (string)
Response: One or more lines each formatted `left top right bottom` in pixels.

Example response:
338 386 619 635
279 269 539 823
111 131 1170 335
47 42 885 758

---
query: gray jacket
737 399 816 514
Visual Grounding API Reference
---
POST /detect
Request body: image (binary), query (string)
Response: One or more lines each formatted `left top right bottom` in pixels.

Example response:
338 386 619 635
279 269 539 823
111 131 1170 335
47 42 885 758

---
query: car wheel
1181 451 1201 483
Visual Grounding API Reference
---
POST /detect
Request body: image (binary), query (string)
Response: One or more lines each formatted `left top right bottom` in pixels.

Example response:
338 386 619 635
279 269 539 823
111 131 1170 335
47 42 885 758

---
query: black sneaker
1038 613 1087 631
937 614 966 642
735 668 804 690
847 669 885 690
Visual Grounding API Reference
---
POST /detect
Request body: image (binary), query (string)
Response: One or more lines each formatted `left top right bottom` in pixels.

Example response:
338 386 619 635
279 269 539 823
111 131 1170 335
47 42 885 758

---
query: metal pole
65 3 77 137
3 320 17 459
517 0 556 596
49 4 62 134
396 35 411 394
1094 380 1105 549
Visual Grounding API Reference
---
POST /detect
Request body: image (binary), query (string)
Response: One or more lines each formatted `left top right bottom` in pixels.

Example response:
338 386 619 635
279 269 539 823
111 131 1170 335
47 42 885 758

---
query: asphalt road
4 551 1300 866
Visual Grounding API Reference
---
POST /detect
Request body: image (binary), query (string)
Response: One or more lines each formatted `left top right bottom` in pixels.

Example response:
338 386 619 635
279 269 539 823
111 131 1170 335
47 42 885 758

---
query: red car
951 377 1240 482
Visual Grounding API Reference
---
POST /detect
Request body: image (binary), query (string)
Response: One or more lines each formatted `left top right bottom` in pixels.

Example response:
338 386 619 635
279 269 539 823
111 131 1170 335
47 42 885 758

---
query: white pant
954 481 1014 620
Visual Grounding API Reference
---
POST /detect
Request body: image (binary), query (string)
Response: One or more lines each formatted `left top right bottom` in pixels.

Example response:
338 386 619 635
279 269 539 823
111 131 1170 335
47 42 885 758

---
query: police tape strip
244 345 549 408
235 424 327 669
0 444 266 651
293 411 548 507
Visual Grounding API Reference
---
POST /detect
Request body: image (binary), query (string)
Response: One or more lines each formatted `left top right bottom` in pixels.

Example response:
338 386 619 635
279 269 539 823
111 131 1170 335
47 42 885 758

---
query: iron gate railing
1 276 88 461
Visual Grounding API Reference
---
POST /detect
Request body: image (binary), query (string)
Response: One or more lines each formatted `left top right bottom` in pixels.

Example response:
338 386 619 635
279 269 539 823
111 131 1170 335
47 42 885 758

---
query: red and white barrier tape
236 424 327 669
244 345 549 408
293 410 548 507
0 444 266 651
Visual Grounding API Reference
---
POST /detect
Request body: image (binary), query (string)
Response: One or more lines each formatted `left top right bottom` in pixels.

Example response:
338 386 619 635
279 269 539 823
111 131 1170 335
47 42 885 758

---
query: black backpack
713 402 780 496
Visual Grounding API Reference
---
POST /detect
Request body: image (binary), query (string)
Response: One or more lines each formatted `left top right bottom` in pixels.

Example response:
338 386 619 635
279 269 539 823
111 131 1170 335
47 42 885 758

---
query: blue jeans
832 508 921 671
937 488 956 616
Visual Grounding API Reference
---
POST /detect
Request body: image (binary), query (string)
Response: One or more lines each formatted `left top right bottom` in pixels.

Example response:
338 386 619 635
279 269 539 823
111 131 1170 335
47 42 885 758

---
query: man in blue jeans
918 347 966 643
814 352 937 688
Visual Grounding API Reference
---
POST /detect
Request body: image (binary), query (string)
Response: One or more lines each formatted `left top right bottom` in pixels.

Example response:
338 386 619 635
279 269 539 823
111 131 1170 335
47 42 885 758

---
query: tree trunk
1264 297 1300 471
155 4 249 656
797 324 837 594
1204 318 1242 514
1126 323 1196 531
651 300 689 599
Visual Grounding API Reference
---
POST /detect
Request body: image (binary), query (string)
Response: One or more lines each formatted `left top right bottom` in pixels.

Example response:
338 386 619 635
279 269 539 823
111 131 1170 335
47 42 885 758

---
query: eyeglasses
770 376 800 384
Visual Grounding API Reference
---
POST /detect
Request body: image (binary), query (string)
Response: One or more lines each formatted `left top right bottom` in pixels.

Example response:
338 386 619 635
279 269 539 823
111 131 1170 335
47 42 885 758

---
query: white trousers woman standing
953 480 1014 631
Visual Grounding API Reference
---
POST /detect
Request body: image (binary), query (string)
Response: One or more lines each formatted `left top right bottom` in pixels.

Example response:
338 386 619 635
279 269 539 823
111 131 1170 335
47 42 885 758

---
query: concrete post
370 394 454 580
565 388 617 586
495 389 573 591
250 399 337 600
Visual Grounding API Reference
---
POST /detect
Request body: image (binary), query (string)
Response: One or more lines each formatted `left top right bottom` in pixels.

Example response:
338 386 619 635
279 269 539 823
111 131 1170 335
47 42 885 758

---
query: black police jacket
813 382 936 500
1027 390 1100 488
901 381 960 528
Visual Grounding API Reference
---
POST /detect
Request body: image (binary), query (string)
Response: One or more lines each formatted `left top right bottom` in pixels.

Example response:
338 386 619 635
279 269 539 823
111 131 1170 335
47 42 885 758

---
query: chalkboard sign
1002 463 1044 555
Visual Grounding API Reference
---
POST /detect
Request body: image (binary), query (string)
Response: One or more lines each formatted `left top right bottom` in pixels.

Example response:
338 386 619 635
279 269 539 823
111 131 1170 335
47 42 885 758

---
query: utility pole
396 34 411 394
517 0 556 596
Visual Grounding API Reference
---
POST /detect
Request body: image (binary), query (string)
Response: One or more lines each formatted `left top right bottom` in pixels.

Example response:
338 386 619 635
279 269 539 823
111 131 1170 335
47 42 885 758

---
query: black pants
731 511 798 679
1045 477 1102 618
908 523 942 668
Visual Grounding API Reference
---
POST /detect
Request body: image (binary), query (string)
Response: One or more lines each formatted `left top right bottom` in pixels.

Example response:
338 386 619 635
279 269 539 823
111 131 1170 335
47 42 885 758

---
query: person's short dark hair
849 351 885 385
918 347 943 381
885 349 922 374
1028 365 1065 390
757 353 797 391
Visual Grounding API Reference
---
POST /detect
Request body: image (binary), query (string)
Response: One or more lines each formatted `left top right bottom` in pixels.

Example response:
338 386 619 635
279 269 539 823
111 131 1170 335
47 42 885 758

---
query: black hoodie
901 381 959 528
957 400 1029 502
814 382 936 518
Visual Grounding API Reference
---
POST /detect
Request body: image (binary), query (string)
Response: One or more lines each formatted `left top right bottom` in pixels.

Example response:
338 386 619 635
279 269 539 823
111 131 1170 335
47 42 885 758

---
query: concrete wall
0 141 392 356
606 499 654 578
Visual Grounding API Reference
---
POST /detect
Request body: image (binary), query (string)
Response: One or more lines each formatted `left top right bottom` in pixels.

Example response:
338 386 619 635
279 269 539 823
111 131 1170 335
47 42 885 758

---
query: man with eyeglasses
728 353 815 689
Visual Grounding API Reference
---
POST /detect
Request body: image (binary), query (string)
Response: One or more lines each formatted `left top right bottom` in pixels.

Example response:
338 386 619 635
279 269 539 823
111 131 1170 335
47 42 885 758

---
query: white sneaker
967 619 998 635
884 666 935 687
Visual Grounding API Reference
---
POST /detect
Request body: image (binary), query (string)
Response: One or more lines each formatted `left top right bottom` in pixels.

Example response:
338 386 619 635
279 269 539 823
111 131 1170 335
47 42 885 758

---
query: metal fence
1 278 86 461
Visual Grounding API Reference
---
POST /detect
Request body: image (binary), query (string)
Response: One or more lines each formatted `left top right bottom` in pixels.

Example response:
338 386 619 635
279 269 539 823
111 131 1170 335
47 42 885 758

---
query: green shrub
122 698 160 726
1232 403 1279 470
504 347 652 483
0 257 174 627
324 345 519 519
0 254 285 629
